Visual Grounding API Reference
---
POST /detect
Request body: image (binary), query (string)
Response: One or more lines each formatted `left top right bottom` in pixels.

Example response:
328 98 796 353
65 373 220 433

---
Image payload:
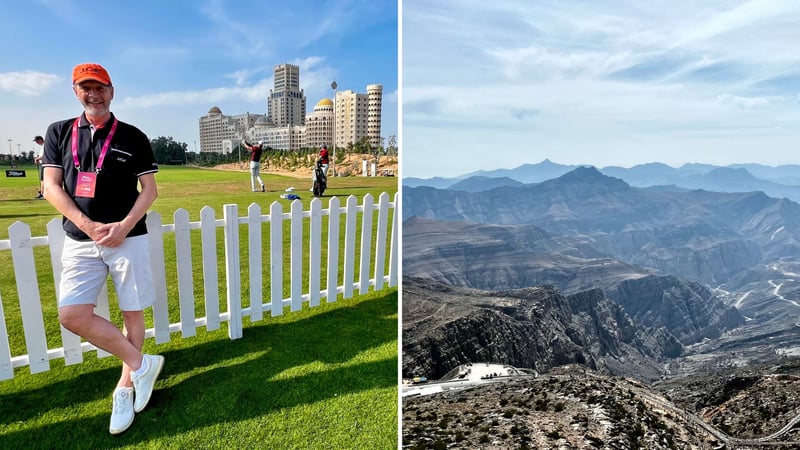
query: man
311 144 330 192
41 63 164 435
317 144 330 175
242 139 266 192
33 135 45 199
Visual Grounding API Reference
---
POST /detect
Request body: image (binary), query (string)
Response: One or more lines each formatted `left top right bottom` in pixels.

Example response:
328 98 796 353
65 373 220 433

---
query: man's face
73 80 114 117
35 138 44 145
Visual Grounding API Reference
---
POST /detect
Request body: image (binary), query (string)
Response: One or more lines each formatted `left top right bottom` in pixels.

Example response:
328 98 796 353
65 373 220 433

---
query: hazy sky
402 0 800 178
0 0 397 157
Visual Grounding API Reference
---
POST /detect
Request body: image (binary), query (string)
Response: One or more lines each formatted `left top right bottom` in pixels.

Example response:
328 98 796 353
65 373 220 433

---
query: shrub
546 430 561 439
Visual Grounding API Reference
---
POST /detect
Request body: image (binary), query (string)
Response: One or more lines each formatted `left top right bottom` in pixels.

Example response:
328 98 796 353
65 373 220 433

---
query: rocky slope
403 216 652 294
403 277 681 382
655 358 800 441
404 217 745 346
403 366 717 449
403 363 800 449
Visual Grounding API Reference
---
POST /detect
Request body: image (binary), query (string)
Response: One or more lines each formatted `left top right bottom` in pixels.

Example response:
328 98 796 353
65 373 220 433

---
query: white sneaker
132 354 165 413
109 386 134 435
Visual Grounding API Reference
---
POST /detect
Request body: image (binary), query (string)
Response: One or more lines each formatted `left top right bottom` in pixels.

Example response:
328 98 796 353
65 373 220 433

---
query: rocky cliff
403 277 682 382
606 275 745 345
404 217 746 346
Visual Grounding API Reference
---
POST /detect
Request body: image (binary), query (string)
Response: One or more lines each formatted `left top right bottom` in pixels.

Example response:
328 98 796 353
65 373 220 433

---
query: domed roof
208 106 222 114
316 98 333 107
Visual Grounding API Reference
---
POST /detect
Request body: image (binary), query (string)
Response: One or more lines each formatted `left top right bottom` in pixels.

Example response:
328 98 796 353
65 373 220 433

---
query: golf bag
313 164 327 197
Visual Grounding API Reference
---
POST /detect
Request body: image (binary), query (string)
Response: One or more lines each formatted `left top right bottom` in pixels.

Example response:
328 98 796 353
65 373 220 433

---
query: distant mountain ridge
446 176 523 192
404 159 800 202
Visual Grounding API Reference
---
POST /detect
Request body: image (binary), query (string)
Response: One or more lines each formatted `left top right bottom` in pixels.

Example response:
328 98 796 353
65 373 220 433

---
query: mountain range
404 166 800 288
402 162 800 447
405 159 800 203
403 165 800 380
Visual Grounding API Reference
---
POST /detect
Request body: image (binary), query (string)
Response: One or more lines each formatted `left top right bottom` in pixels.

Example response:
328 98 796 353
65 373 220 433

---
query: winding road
768 279 800 308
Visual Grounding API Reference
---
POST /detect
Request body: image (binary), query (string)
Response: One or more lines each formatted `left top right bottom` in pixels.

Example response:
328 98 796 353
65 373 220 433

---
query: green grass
0 289 398 449
0 164 398 235
0 164 398 448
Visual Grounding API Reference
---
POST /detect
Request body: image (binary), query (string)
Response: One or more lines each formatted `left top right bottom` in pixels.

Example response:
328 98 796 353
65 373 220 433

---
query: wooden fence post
247 203 264 322
389 192 399 287
9 222 49 374
309 198 322 307
223 204 243 340
290 200 303 312
359 194 374 295
269 201 284 316
200 206 221 331
174 209 196 338
148 212 171 344
326 196 341 302
343 195 358 298
374 192 390 291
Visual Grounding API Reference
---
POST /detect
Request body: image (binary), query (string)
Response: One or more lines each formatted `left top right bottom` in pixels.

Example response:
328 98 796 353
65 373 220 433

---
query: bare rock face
403 216 653 294
606 275 745 345
402 277 681 382
404 217 746 347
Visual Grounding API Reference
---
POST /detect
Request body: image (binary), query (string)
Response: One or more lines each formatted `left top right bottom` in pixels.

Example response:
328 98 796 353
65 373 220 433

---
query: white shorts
59 234 156 311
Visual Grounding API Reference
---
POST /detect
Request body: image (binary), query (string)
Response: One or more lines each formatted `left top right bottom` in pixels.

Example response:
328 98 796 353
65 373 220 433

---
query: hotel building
198 63 382 153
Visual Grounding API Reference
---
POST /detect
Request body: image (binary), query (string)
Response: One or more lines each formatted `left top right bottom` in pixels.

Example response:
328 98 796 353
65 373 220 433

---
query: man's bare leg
58 304 144 371
118 310 146 388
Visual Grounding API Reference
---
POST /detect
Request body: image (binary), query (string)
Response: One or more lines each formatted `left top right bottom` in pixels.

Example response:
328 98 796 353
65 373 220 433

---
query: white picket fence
0 193 398 380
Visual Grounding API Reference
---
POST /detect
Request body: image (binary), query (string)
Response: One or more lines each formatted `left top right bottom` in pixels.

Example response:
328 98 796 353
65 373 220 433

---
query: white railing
0 193 398 380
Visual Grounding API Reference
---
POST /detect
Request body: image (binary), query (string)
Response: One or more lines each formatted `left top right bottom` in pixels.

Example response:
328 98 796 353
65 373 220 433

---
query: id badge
76 171 97 198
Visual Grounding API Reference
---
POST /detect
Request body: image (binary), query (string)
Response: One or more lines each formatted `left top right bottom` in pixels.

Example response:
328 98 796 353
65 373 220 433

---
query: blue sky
403 0 800 178
0 0 397 157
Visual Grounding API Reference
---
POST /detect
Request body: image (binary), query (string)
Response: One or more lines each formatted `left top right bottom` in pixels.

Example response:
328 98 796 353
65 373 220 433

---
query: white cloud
717 93 769 108
0 71 61 96
228 69 257 87
403 0 800 177
117 83 270 109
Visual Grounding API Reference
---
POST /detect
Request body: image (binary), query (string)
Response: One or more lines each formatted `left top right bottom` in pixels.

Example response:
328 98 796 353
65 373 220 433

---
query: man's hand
94 221 132 247
78 219 110 243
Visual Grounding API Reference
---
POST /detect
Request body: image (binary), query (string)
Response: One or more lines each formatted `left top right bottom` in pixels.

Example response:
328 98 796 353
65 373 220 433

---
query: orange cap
72 63 112 86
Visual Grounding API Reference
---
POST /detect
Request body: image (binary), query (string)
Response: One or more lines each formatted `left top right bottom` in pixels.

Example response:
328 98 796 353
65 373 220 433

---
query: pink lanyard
71 117 118 172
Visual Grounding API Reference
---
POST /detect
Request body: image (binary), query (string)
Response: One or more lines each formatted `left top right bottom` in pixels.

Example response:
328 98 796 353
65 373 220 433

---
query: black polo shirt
42 112 158 241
